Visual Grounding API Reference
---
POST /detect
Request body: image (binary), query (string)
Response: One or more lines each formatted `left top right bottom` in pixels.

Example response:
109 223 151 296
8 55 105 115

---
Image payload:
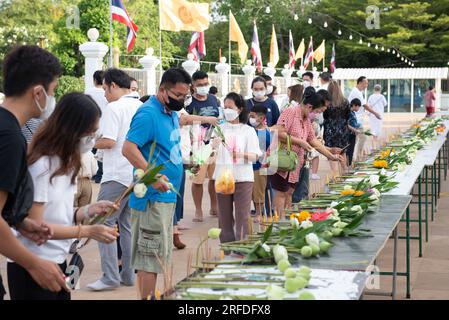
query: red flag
288 30 296 69
303 38 314 70
111 0 138 52
188 32 206 61
251 22 263 73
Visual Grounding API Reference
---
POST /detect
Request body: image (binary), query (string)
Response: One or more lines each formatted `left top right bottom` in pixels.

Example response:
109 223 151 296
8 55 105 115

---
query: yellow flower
155 289 161 300
290 213 297 220
354 191 365 196
373 160 389 169
298 211 311 222
341 189 356 196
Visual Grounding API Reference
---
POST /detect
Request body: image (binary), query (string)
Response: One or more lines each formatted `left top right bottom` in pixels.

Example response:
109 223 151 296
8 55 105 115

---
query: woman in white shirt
7 93 119 300
367 84 387 138
213 93 262 244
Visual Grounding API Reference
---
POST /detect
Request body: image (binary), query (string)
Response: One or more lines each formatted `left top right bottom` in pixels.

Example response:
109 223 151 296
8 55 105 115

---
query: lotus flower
343 185 353 190
330 201 340 208
273 245 288 263
134 169 145 180
266 284 286 300
300 220 313 229
310 211 331 222
371 188 381 198
133 183 147 198
207 228 221 239
333 221 348 229
380 168 387 176
290 217 300 229
261 243 271 253
305 233 320 247
369 175 380 187
351 205 363 214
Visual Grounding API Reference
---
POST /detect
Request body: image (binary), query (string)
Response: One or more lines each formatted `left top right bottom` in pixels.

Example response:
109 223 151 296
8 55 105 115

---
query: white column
242 60 256 99
264 63 277 85
79 28 109 91
215 57 231 97
139 48 160 96
281 64 294 92
182 53 200 77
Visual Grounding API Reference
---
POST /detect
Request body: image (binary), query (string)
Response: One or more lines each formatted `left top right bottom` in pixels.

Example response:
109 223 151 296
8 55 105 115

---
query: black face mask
167 95 184 111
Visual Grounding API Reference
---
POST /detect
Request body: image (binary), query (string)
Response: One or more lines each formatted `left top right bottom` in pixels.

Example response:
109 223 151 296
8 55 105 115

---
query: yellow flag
229 11 248 64
160 0 210 32
295 38 305 61
269 25 279 67
314 40 326 63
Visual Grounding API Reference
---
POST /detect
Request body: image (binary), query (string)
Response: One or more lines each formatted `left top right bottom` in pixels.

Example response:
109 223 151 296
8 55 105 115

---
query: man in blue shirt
122 68 192 300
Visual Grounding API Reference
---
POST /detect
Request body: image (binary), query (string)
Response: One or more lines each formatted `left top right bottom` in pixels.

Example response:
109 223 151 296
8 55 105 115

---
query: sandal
209 210 218 217
192 217 204 222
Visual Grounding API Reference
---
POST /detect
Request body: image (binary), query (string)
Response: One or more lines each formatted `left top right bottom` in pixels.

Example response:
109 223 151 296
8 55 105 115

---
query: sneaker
86 279 119 291
311 174 321 180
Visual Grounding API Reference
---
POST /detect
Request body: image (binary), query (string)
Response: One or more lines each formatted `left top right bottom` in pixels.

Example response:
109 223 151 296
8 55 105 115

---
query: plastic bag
215 169 235 195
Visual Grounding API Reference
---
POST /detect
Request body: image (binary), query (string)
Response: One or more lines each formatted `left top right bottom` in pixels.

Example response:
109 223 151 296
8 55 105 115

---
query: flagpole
158 1 163 81
323 39 325 71
109 0 113 67
311 36 314 71
228 10 232 91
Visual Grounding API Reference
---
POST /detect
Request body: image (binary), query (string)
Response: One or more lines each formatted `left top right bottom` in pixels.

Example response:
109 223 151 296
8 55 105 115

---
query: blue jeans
292 167 309 204
173 170 186 225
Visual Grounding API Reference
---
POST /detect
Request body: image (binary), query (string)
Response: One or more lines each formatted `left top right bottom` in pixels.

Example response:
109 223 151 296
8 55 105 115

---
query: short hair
251 103 268 115
160 68 192 88
357 76 367 84
224 92 248 123
209 86 218 95
93 70 105 86
103 68 131 89
130 77 137 83
2 45 62 97
429 85 434 90
261 74 272 82
302 72 314 80
140 95 151 103
192 70 208 82
319 72 331 82
317 89 331 102
374 84 382 91
350 98 362 106
251 76 267 89
302 87 324 109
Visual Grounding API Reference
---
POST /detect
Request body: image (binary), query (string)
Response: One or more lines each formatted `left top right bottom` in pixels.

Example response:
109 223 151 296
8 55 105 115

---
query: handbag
268 135 298 172
65 238 85 290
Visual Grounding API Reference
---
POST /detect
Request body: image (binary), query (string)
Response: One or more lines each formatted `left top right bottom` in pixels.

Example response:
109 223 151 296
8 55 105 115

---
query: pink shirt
274 106 315 184
425 90 436 107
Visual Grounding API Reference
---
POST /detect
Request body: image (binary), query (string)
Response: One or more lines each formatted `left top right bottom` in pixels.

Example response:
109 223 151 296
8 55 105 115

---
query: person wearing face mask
73 149 98 208
185 71 220 222
271 88 344 217
301 72 314 89
86 68 142 292
261 74 275 99
7 92 119 300
122 68 192 300
0 45 72 299
213 93 262 244
246 77 280 128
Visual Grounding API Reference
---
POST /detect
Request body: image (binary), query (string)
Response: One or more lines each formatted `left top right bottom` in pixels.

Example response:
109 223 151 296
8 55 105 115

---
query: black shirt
0 107 34 227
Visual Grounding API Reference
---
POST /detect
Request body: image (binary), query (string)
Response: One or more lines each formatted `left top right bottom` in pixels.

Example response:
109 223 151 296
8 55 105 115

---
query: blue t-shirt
246 98 280 127
253 127 271 170
186 95 220 127
348 111 361 132
126 96 183 210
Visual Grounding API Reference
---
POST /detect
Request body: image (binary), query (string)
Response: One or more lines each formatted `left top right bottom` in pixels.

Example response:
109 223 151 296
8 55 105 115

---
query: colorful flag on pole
269 25 279 68
160 0 210 32
288 30 296 69
303 38 314 69
330 43 336 73
314 40 325 63
188 32 206 61
229 11 248 64
111 0 138 52
251 21 263 73
295 38 305 62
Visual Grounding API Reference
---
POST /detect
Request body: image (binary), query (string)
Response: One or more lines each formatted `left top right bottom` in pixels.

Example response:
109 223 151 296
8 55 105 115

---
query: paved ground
2 113 449 300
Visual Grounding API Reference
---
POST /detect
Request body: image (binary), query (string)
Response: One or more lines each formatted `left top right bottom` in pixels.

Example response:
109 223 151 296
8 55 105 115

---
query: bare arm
95 138 116 150
179 114 219 127
310 138 339 161
364 104 382 120
278 131 312 151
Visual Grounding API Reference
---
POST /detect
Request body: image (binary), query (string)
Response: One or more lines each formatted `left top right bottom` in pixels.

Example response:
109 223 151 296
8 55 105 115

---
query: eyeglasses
167 88 191 103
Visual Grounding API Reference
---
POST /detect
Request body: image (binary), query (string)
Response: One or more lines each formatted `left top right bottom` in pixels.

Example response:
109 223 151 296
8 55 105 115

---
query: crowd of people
0 44 390 300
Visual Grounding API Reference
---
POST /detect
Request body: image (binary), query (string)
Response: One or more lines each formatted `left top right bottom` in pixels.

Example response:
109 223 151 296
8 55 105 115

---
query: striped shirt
21 118 43 144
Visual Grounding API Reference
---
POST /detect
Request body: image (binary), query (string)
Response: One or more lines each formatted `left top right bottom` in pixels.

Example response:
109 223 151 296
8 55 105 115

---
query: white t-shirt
213 123 262 183
367 93 387 117
85 87 108 114
348 87 366 123
177 109 192 164
16 156 76 264
100 94 142 186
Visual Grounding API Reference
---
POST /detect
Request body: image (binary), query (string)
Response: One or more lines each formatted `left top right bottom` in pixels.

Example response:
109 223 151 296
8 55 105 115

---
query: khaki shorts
131 202 175 274
252 170 267 204
191 154 217 184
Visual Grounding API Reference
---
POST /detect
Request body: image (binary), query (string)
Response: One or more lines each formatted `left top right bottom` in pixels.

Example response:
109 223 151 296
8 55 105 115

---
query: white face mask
266 85 274 95
303 81 311 89
253 90 266 100
184 96 193 108
196 86 210 97
223 108 239 122
79 136 96 154
35 87 56 120
249 117 258 127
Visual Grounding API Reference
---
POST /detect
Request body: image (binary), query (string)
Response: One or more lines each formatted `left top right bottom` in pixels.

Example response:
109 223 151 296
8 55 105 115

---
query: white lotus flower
300 220 314 229
133 183 147 198
334 221 348 229
261 243 271 253
305 233 320 247
134 169 145 180
290 217 300 229
266 284 286 300
273 245 288 263
351 205 363 214
369 175 380 187
332 208 339 216
343 185 353 190
371 188 381 198
330 201 340 208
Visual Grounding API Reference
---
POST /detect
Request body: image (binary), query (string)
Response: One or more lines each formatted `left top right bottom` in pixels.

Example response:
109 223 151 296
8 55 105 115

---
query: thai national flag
111 0 138 52
303 38 314 69
288 30 296 69
251 22 263 73
330 43 336 73
188 32 206 61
